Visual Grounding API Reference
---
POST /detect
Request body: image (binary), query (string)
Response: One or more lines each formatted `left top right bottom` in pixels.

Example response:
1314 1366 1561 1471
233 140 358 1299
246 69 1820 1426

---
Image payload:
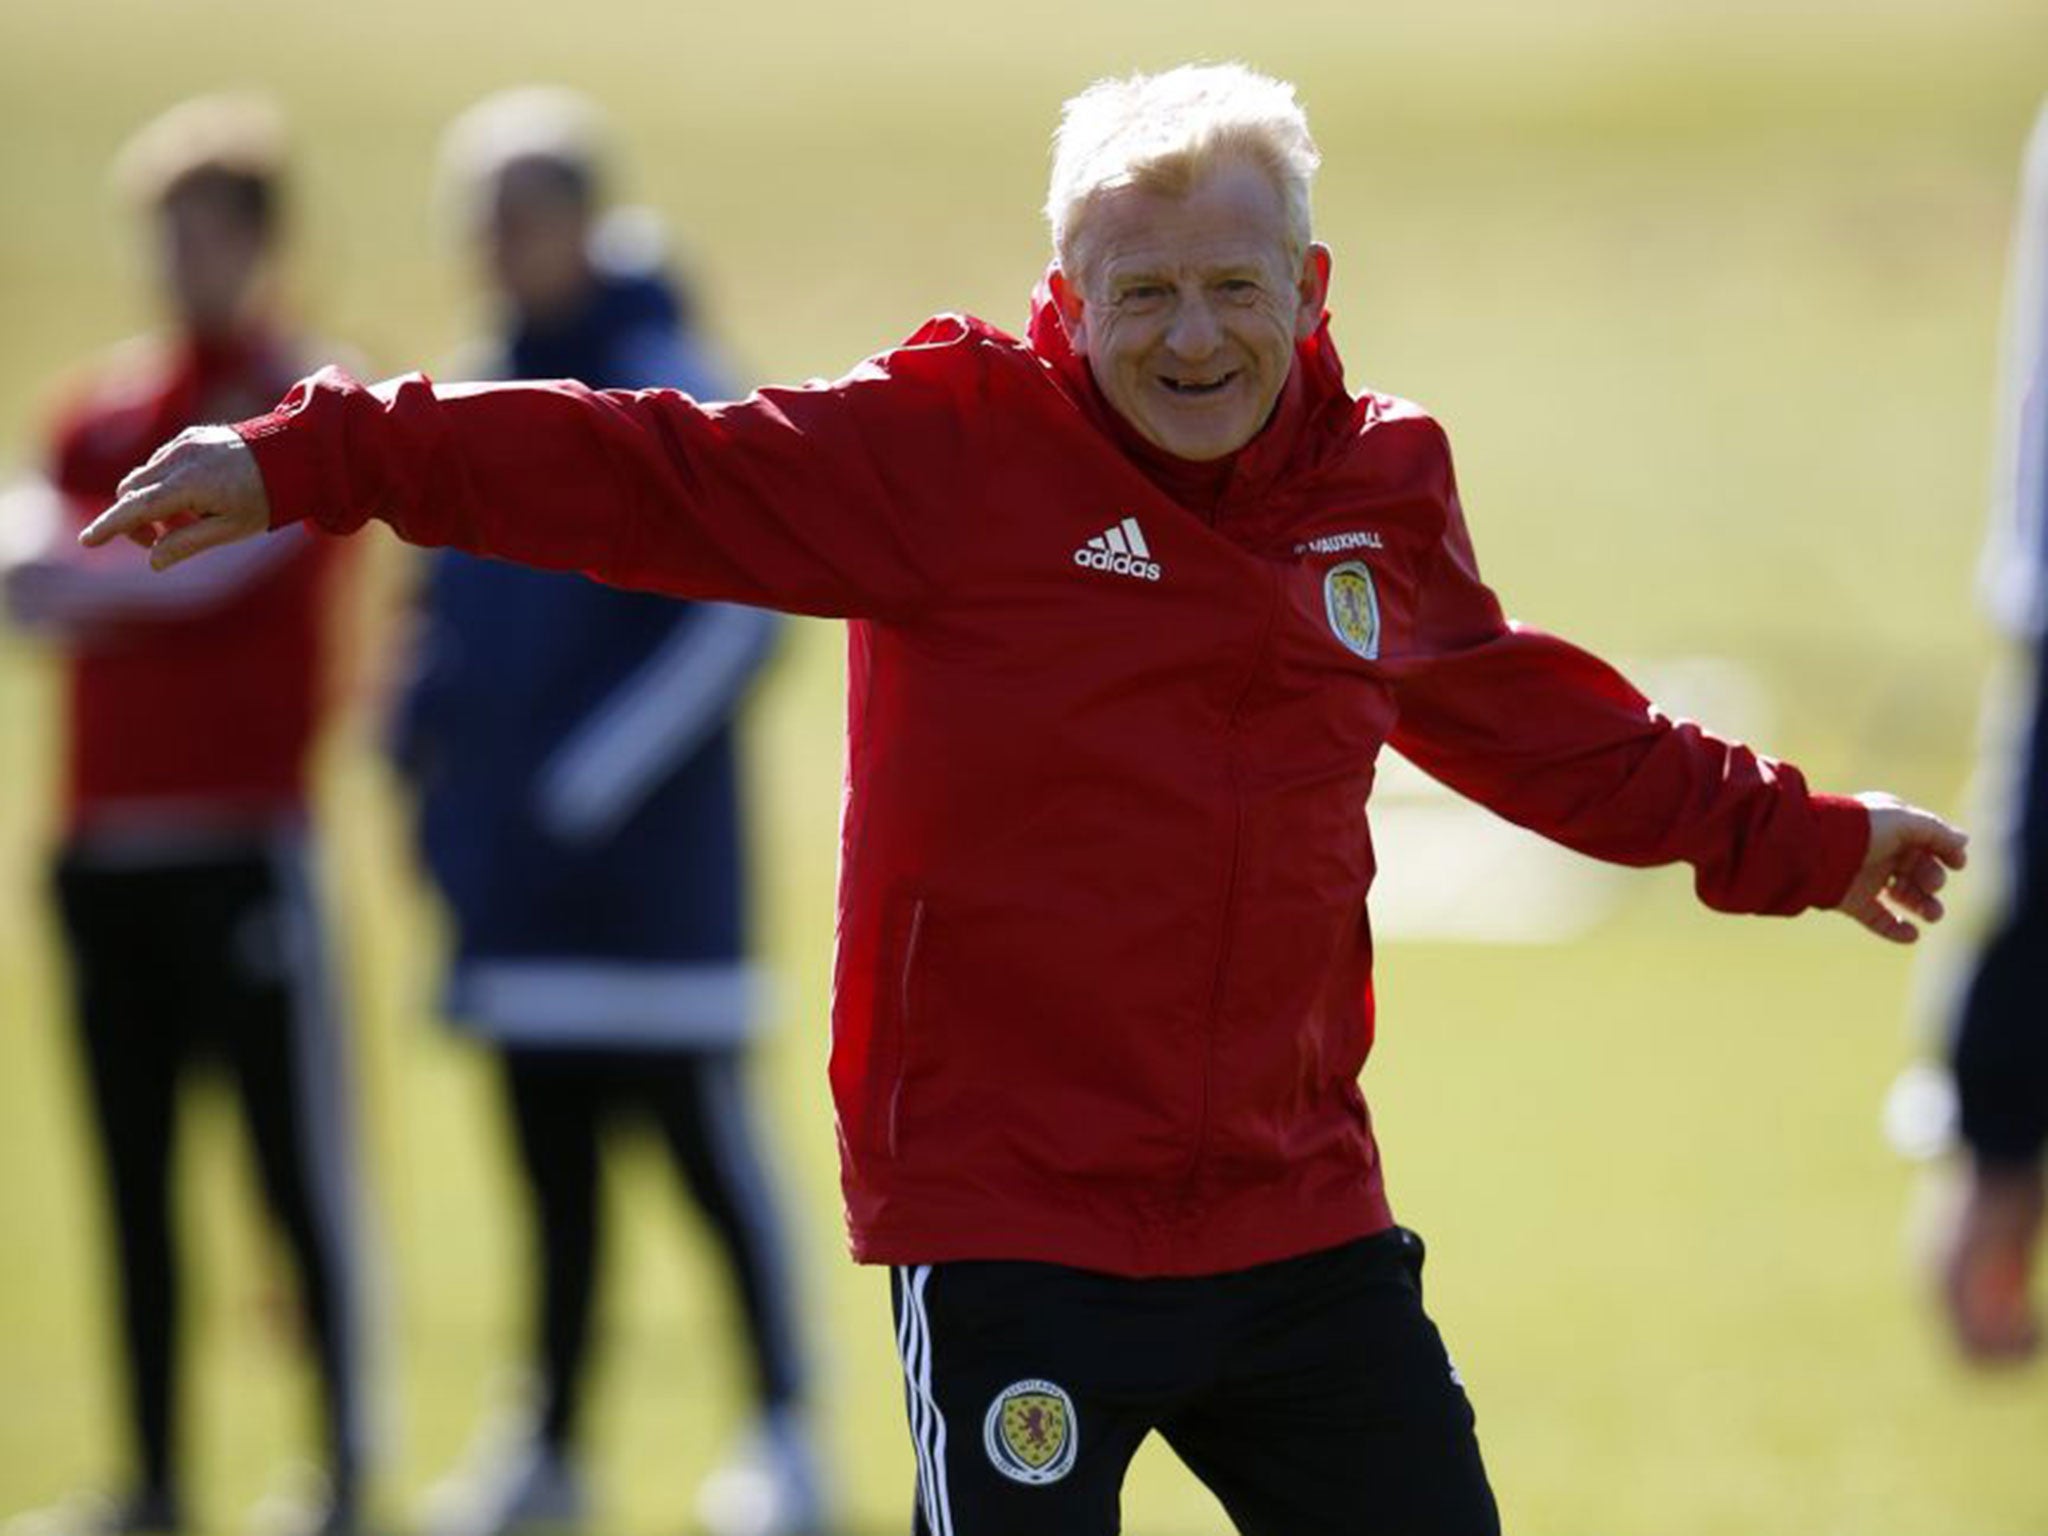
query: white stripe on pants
894 1265 955 1536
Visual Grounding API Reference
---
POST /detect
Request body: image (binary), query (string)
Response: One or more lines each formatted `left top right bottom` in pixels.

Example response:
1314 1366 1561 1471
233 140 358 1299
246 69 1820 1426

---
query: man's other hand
1836 792 1969 944
79 425 270 570
1939 1158 2044 1364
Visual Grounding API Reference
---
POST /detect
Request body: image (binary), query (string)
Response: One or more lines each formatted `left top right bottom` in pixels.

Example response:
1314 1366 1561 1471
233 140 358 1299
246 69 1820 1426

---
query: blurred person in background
397 90 823 1536
1911 98 2048 1364
84 64 1971 1536
0 97 370 1536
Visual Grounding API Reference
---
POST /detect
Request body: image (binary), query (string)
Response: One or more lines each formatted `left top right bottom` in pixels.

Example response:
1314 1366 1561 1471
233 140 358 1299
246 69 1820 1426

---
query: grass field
3 2 2046 1532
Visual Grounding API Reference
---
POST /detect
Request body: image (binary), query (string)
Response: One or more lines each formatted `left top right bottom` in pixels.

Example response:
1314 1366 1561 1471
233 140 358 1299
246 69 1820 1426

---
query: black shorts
889 1227 1499 1536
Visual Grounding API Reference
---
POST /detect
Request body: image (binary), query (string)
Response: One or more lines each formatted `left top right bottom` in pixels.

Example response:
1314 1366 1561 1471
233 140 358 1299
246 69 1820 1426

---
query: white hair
1046 63 1321 277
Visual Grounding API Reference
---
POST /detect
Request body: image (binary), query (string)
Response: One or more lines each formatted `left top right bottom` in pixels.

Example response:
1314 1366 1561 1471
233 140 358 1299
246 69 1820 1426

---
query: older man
89 65 1964 1536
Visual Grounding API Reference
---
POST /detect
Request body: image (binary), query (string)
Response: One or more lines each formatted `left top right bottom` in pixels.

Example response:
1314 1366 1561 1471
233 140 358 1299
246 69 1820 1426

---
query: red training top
234 286 1869 1277
39 332 341 839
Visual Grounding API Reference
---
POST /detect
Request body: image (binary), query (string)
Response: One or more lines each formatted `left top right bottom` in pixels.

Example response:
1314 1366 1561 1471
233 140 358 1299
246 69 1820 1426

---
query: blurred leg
410 1045 594 1536
644 1050 825 1535
500 1051 604 1454
54 858 189 1510
643 1048 808 1410
221 842 371 1501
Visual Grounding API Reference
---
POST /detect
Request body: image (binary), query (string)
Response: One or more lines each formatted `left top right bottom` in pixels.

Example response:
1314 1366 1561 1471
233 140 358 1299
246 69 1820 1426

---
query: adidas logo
1073 516 1163 582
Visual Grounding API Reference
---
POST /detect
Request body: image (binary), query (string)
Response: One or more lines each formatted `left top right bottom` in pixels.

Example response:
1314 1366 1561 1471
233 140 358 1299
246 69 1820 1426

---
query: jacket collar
1024 267 1359 516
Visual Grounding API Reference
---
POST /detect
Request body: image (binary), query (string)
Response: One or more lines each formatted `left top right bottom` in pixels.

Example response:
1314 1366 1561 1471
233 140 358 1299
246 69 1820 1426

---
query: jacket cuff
235 408 319 532
1805 792 1871 911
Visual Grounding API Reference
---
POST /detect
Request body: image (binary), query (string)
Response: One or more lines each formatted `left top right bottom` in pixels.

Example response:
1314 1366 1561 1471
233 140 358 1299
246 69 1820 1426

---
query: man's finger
1886 879 1944 925
81 482 177 548
1923 819 1971 870
1870 901 1917 943
114 434 185 500
1850 896 1917 944
1887 858 1948 918
148 515 242 571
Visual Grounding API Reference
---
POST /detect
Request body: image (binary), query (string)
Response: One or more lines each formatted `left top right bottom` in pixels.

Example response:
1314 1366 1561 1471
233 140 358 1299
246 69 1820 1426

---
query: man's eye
1218 279 1261 301
1119 285 1169 306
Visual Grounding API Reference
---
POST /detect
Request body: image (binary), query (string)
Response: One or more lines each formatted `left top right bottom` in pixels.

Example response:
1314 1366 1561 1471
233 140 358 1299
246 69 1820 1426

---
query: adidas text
1075 517 1163 582
1073 547 1162 581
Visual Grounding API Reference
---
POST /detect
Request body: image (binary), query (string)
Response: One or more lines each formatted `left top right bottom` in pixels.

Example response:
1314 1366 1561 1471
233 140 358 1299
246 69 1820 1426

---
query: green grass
3 2 2047 1532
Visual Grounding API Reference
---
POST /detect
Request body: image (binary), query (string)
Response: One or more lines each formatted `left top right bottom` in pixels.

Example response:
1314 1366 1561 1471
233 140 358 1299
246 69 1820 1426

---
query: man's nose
1163 296 1223 360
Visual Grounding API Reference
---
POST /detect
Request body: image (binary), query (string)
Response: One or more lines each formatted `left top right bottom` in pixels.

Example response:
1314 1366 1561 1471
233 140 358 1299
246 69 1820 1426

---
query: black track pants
54 844 369 1497
497 1047 809 1449
889 1228 1499 1536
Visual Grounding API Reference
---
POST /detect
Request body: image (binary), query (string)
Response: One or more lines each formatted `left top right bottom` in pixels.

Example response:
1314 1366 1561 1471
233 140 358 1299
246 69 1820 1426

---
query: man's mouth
1158 372 1237 397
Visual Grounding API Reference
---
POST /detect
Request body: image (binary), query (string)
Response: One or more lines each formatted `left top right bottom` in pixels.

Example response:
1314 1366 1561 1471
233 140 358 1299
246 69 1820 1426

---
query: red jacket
237 288 1868 1277
40 333 341 835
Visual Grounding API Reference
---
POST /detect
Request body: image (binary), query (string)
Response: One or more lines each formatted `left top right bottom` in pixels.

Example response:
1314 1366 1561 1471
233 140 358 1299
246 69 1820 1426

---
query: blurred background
1 1 2044 1533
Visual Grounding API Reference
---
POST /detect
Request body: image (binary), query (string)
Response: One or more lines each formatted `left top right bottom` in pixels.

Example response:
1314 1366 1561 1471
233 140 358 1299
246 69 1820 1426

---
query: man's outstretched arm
83 325 987 620
1392 626 1966 944
1386 427 1965 944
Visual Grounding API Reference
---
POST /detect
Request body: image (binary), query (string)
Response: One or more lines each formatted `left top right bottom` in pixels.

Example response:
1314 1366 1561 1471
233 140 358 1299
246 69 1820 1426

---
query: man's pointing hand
80 425 270 570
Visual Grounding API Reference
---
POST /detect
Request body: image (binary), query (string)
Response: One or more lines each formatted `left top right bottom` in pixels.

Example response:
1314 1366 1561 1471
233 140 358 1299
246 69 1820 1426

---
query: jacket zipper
1180 563 1286 1193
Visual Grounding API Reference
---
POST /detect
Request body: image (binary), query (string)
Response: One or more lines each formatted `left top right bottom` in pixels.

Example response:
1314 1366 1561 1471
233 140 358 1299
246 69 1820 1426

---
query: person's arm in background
1939 98 2048 1367
0 478 64 570
532 601 780 844
5 336 376 641
2 438 309 640
82 317 990 624
3 473 308 636
1384 420 1965 942
526 315 786 843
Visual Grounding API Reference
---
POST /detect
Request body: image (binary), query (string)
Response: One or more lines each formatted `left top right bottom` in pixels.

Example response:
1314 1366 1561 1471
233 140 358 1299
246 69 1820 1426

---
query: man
89 65 1966 1536
1933 95 2048 1365
2 96 369 1536
402 89 823 1536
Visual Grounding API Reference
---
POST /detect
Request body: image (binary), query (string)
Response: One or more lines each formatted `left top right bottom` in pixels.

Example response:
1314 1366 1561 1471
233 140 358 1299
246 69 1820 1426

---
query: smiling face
1053 158 1331 462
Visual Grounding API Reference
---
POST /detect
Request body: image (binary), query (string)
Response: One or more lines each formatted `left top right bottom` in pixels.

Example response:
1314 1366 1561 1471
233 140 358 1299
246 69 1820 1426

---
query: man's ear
1049 266 1089 357
1294 243 1333 340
